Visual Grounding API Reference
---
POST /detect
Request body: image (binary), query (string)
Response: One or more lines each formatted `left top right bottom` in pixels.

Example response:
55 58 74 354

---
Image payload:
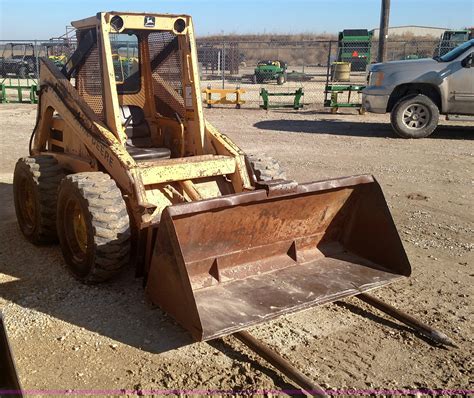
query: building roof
370 25 448 32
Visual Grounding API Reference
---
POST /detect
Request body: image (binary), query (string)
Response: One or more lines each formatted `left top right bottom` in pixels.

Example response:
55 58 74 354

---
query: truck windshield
438 39 474 62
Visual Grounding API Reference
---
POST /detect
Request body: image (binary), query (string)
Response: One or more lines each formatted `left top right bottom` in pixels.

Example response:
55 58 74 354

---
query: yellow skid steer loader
14 11 412 344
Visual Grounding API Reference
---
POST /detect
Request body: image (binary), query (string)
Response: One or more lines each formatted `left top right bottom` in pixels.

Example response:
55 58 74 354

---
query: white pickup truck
362 39 474 138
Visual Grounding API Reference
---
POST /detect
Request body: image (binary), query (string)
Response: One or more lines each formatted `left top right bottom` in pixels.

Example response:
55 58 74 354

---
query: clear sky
0 0 473 39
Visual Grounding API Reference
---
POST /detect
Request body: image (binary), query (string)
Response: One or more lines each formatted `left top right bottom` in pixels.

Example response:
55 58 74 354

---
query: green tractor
253 60 287 85
434 29 474 57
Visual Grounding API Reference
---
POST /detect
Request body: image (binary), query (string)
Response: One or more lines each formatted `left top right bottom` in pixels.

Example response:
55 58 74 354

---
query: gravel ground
0 103 473 396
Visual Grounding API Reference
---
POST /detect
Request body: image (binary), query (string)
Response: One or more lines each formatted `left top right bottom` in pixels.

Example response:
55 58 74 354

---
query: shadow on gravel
0 181 444 357
335 300 444 347
208 338 305 396
0 182 193 354
335 301 412 333
0 182 16 222
254 119 474 140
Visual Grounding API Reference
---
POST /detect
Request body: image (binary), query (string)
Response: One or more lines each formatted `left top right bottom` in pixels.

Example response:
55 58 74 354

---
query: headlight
369 71 385 87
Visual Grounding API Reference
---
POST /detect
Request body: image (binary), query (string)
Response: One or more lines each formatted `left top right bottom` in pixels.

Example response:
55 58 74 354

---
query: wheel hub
64 198 89 262
402 103 429 129
72 204 88 253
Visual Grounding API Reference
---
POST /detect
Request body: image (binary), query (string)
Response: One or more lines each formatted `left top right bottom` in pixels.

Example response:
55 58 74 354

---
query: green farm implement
324 84 366 114
0 77 38 104
260 87 304 110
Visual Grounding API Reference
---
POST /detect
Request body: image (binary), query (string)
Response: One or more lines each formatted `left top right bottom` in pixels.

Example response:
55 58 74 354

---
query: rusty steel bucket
0 314 22 397
145 175 411 341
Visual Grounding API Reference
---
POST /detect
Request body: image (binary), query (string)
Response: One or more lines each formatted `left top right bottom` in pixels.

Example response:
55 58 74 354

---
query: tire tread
247 153 287 181
13 155 64 244
57 172 131 283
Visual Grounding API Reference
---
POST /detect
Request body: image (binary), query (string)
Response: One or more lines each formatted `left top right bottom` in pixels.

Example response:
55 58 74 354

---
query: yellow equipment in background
202 86 246 108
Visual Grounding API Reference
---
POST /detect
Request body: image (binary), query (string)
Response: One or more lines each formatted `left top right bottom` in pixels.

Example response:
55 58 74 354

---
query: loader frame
31 12 252 235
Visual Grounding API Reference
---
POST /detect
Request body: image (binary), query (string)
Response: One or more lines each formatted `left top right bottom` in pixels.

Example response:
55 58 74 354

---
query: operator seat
120 105 171 161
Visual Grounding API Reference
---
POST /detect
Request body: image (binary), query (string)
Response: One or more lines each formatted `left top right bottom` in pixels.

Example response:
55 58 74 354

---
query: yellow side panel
139 155 235 185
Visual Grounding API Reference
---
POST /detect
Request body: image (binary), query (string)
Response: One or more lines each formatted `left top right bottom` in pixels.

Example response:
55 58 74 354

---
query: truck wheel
277 75 285 85
56 172 131 284
246 153 287 182
391 94 439 138
13 156 65 244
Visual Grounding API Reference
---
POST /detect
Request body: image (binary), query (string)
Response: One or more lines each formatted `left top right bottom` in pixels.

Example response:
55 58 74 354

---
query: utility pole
378 0 391 62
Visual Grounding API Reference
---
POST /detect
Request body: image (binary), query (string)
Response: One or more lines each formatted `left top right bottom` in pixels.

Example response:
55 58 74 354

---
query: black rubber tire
390 94 440 138
13 155 65 244
277 74 285 85
246 153 287 182
56 172 131 284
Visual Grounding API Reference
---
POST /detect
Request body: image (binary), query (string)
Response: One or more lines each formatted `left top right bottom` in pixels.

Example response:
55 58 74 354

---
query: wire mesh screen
75 41 105 120
195 38 448 108
147 31 185 118
197 40 336 107
0 36 462 107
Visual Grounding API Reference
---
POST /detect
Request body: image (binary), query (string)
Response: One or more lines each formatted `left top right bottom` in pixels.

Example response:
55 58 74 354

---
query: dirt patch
406 193 429 201
0 104 473 395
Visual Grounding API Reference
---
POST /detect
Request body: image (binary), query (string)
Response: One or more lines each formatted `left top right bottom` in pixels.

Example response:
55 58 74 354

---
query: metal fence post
126 41 131 77
326 40 332 84
34 40 40 83
222 41 225 89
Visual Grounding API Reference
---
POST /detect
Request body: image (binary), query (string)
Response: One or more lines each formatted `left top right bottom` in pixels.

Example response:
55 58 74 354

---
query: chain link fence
197 38 445 108
0 39 75 79
0 39 75 102
0 37 449 107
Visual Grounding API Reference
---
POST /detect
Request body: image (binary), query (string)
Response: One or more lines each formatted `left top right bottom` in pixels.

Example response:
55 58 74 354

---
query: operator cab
109 30 178 162
69 13 198 163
